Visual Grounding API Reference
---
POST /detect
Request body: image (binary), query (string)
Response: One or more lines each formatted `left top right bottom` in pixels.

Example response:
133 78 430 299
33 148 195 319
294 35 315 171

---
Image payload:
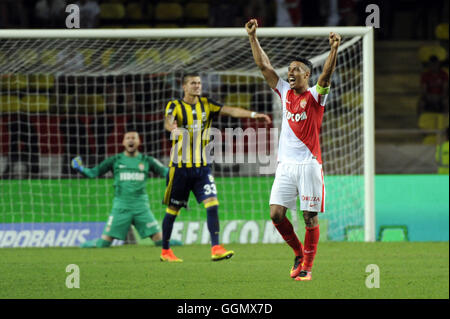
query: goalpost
0 27 374 247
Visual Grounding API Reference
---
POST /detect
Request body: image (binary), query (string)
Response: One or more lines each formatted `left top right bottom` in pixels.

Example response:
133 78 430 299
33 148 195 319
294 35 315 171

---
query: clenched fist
245 19 258 36
329 32 341 49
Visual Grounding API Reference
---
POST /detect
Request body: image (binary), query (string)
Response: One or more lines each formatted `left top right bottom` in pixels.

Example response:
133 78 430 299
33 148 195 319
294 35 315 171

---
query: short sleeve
165 100 177 117
273 78 290 101
310 83 330 106
207 98 223 114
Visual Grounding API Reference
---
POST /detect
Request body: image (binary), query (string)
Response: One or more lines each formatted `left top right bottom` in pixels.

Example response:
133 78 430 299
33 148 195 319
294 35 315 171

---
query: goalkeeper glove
71 156 84 172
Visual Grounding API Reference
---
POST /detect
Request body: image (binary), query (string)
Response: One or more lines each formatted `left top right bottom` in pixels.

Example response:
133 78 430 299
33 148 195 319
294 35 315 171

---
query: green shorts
103 206 161 241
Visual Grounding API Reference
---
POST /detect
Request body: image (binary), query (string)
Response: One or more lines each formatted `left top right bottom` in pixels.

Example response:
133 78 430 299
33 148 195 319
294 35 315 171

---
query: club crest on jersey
139 163 145 171
286 110 307 122
300 99 307 109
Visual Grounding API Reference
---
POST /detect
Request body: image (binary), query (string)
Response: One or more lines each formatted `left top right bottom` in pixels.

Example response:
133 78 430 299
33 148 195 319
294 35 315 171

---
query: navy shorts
163 165 217 208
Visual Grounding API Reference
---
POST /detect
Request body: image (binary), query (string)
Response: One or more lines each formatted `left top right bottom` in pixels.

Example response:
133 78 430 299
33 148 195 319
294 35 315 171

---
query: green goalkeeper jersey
81 152 168 209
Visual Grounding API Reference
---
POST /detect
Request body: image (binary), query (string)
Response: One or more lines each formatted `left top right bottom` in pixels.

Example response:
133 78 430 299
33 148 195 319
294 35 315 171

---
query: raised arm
318 32 341 88
148 156 169 178
245 19 279 90
71 156 114 178
220 105 271 124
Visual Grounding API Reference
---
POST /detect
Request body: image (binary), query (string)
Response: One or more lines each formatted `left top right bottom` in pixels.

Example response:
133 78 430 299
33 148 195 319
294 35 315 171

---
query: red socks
273 217 303 258
303 225 320 271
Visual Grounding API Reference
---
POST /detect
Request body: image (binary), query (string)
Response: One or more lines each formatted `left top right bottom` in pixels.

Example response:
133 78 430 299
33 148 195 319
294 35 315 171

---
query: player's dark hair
182 72 200 84
124 127 139 135
293 57 313 74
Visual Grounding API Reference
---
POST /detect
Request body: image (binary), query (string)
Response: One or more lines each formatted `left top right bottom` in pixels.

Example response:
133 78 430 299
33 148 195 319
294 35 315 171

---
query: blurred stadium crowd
0 0 445 37
0 0 448 178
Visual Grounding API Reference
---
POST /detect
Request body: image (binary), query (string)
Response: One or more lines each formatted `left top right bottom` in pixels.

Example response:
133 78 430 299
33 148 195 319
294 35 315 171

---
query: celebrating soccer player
246 19 341 281
161 72 271 262
71 131 182 248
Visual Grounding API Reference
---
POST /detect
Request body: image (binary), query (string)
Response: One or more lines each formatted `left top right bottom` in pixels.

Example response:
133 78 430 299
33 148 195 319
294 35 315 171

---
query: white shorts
269 161 325 213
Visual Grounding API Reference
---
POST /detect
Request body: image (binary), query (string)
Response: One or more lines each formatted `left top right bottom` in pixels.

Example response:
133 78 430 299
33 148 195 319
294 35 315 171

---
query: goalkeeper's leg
80 235 113 248
81 207 131 248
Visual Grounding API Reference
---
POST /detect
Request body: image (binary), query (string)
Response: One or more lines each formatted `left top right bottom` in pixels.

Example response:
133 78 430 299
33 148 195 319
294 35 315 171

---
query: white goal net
0 28 374 247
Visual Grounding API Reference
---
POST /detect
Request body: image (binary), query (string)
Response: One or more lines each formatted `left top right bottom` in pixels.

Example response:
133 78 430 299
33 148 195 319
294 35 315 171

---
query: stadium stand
29 74 55 90
77 95 106 113
435 22 449 41
0 96 21 113
101 48 116 67
126 2 144 21
99 2 126 20
184 1 209 26
224 93 252 109
163 48 193 64
0 75 28 91
21 95 50 113
135 48 161 65
154 2 183 25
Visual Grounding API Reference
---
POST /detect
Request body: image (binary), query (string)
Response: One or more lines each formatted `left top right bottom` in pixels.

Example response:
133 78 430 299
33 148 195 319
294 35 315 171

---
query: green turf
0 242 448 299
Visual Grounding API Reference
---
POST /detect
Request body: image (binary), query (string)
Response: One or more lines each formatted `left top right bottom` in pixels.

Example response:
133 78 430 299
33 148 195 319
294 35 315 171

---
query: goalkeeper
71 131 182 248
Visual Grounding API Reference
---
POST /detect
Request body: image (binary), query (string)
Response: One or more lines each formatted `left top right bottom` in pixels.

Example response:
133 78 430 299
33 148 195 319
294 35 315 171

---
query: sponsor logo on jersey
120 172 145 181
139 163 145 171
119 164 126 168
286 110 307 122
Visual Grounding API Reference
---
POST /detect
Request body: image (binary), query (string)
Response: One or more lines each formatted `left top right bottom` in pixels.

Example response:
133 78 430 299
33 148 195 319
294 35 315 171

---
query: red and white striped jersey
273 78 330 164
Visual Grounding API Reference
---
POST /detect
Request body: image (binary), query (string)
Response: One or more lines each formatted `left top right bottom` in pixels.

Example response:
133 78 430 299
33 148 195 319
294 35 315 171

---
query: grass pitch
0 242 448 299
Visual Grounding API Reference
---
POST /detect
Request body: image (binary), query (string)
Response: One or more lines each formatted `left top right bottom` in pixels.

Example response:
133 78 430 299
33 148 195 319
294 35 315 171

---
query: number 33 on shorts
204 183 217 195
204 174 217 195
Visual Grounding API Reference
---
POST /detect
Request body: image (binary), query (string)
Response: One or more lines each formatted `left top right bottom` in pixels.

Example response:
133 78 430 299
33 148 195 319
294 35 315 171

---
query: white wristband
251 111 256 118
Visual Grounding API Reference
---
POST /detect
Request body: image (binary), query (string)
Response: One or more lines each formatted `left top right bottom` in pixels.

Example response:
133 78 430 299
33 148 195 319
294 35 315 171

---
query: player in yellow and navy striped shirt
164 95 222 168
160 72 271 262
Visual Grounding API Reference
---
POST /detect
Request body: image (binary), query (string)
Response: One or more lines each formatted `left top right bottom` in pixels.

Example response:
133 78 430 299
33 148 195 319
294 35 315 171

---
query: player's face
122 132 141 154
287 61 310 89
183 76 202 97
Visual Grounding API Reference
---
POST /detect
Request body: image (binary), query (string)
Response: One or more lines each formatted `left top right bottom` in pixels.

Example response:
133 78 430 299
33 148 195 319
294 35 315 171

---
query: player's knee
167 206 181 216
101 234 113 242
270 205 286 224
204 198 219 209
303 211 319 228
